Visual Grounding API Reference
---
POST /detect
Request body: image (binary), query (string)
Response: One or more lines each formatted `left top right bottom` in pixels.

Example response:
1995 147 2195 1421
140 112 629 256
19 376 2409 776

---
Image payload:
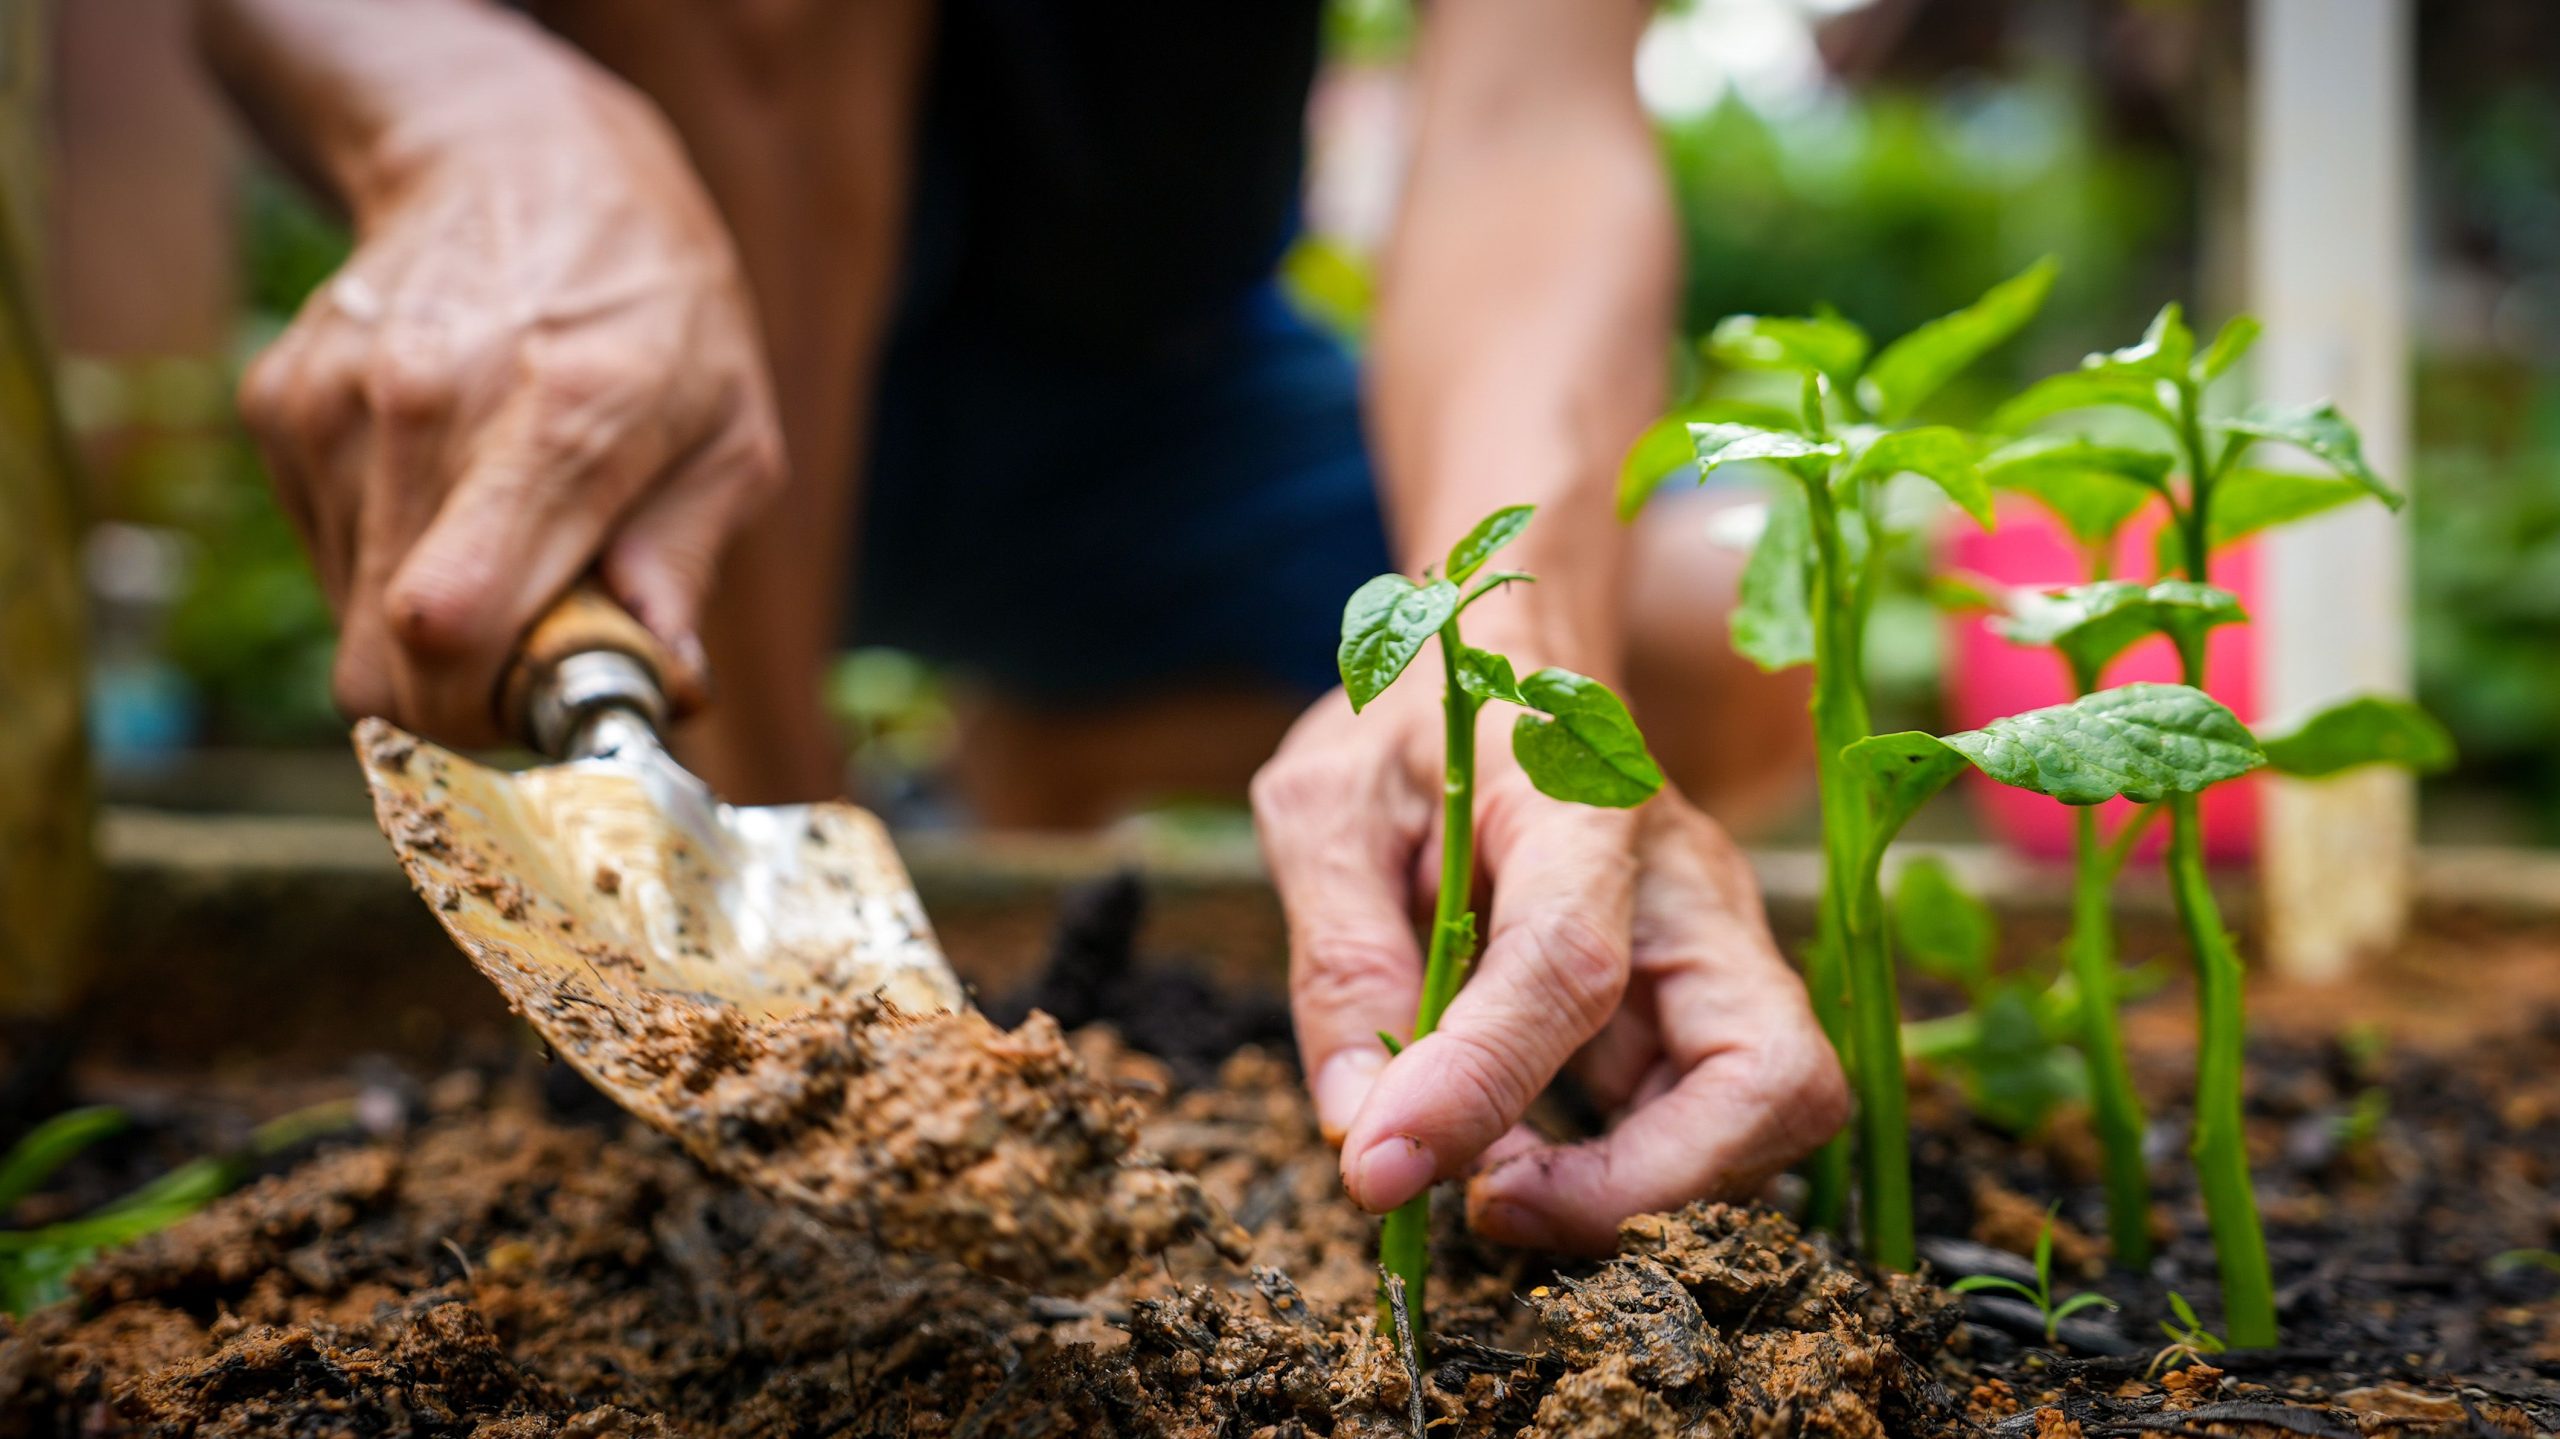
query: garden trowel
353 583 968 1098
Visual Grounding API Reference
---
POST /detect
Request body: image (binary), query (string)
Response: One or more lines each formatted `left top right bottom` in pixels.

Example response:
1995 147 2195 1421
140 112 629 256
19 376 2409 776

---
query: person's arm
197 0 783 745
1254 0 1847 1253
1364 0 1676 667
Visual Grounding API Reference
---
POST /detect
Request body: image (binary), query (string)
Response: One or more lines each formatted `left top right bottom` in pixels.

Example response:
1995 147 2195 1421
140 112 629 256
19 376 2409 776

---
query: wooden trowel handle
500 581 699 757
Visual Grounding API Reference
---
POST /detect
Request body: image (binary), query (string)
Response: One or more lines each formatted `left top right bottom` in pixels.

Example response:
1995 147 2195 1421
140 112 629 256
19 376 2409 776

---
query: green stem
2165 791 2276 1346
1377 626 1482 1341
1803 484 1911 1267
2160 377 2275 1344
2070 804 2153 1267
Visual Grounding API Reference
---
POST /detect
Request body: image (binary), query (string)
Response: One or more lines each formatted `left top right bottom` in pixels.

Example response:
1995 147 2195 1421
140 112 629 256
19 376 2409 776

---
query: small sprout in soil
0 1101 359 1316
1337 504 1664 1344
1891 856 2086 1138
1949 1204 2120 1345
2148 1290 2231 1377
2488 1249 2560 1279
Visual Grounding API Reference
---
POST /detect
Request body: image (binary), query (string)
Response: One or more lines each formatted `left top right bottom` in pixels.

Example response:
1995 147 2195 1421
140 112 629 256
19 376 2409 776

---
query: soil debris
0 1042 1970 1439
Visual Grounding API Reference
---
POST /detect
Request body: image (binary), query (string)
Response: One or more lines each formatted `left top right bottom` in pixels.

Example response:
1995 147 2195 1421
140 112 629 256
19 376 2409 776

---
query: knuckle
1515 910 1629 1032
385 558 498 659
363 353 456 427
1430 1029 1542 1142
1250 758 1335 824
1290 930 1411 1014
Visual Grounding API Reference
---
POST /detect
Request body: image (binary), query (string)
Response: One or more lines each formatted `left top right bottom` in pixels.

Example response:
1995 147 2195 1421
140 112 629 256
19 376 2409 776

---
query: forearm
196 0 624 214
1368 2 1677 672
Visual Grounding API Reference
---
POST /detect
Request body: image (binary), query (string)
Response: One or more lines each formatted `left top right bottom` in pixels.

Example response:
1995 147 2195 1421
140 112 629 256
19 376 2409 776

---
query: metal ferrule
528 650 667 761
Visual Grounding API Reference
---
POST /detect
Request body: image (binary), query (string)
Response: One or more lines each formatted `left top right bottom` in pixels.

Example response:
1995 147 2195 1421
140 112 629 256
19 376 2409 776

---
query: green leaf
2195 314 2262 382
2033 1205 2057 1286
1511 669 1665 808
1706 311 1871 389
1730 486 1815 672
1452 644 1527 706
1444 506 1536 585
1949 1274 2043 1303
2051 1292 2122 1322
1940 682 2267 805
0 1107 127 1215
1986 368 2176 435
1338 574 1459 713
1890 855 1994 994
2208 466 2374 548
2257 695 2455 778
1376 1030 1405 1057
2212 400 2401 507
1691 423 1842 483
1842 426 1994 529
2087 303 2194 379
1619 401 1807 518
1998 580 2244 684
1859 256 2058 421
1981 436 2171 548
1843 731 1972 849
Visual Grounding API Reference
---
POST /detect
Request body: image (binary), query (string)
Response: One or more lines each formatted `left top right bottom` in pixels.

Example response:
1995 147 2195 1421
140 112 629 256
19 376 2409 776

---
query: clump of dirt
524 975 1250 1293
0 1040 1965 1439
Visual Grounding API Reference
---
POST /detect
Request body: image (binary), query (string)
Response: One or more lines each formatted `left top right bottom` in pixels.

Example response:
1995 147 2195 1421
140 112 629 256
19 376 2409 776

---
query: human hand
1252 670 1847 1254
238 65 781 744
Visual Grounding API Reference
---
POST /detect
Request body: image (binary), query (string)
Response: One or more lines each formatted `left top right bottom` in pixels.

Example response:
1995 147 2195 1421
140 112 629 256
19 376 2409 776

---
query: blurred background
27 0 2560 839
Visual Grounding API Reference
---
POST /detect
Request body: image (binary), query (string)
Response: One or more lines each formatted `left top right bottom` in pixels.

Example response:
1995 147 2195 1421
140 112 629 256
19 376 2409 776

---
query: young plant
1337 504 1665 1342
1979 533 2239 1266
1891 856 2088 1138
0 1102 355 1315
1992 302 2452 1344
1624 258 2061 1265
1948 1204 2121 1345
2148 1290 2230 1376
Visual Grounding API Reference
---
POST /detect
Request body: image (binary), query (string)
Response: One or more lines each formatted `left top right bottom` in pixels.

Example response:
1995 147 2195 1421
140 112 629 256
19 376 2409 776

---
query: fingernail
1350 1134 1438 1212
1313 1050 1385 1145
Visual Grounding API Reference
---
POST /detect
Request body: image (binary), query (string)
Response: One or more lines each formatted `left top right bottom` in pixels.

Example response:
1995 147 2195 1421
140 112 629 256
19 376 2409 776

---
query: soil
8 883 2560 1437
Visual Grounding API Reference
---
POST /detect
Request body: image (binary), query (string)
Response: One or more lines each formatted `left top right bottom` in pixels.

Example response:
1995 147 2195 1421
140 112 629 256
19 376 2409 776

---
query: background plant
1 1101 354 1316
1990 302 2454 1344
1336 505 1664 1345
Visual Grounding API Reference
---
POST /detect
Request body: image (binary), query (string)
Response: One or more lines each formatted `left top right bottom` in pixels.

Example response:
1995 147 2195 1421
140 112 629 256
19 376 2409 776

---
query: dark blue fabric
853 285 1389 708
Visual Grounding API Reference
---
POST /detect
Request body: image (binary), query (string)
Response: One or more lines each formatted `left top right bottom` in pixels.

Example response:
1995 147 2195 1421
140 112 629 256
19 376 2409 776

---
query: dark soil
7 883 2560 1437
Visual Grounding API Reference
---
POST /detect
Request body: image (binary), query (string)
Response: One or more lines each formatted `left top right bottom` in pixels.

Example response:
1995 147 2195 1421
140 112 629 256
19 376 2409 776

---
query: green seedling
1994 301 2453 1344
2148 1289 2230 1376
1948 1204 2120 1344
0 1101 357 1316
1338 504 1665 1344
1626 259 2059 1265
1981 448 2232 1268
1891 856 2087 1137
2488 1249 2560 1279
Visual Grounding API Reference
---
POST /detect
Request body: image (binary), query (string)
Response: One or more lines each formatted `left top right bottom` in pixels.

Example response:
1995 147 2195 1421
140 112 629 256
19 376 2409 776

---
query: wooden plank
2248 0 2417 982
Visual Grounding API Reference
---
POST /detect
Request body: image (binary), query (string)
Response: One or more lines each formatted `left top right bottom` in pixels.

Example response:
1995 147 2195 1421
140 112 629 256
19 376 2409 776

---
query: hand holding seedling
1254 508 1846 1277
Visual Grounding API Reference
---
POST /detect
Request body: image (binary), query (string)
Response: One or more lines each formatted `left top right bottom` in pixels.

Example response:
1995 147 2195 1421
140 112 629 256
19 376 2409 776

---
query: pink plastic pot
1943 502 2259 865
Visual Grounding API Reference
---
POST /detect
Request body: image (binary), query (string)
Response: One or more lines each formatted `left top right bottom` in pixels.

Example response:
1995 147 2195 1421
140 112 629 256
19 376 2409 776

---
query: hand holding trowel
354 583 1243 1291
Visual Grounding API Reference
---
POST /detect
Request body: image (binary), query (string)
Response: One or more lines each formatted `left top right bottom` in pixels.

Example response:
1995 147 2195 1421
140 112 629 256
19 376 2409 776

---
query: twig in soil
438 1236 474 1284
2097 1400 2360 1439
1253 1266 1317 1330
1385 1273 1427 1439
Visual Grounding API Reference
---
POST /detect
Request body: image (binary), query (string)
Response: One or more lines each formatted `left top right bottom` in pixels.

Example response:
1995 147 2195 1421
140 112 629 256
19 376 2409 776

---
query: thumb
1338 796 1635 1212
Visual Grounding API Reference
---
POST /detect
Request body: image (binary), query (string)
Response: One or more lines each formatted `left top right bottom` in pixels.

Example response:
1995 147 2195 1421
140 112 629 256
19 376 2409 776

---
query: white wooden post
2248 0 2416 981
